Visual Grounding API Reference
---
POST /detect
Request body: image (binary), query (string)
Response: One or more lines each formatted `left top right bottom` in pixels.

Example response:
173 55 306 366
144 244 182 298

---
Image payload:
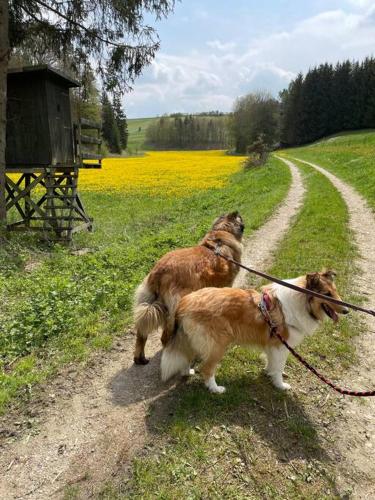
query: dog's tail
160 321 191 382
134 278 167 338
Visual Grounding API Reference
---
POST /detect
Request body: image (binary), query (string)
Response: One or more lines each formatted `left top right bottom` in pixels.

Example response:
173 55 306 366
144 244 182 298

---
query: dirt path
0 159 305 500
293 157 375 499
236 157 304 287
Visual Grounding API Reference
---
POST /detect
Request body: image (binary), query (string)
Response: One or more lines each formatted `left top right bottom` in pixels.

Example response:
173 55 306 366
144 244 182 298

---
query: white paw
210 385 226 394
275 382 291 391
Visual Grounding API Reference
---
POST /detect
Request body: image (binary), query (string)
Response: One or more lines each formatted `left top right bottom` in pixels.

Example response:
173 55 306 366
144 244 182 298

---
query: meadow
1 132 373 498
127 117 157 152
0 151 291 413
286 130 375 211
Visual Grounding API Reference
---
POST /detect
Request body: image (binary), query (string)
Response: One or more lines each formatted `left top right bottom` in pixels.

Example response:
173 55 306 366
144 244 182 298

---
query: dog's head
306 269 349 323
211 211 245 241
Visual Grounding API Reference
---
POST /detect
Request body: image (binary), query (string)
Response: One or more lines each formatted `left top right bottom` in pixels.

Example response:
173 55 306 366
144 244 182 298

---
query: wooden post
0 0 9 228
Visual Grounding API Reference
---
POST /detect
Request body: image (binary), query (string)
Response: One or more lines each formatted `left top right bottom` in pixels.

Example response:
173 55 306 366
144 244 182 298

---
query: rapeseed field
79 150 245 195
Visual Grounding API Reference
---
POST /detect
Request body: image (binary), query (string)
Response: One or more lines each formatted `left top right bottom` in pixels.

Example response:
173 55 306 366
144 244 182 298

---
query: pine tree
113 95 128 151
101 92 121 154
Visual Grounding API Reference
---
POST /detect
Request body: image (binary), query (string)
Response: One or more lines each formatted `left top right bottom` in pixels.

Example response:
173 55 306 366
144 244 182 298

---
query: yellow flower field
79 150 245 196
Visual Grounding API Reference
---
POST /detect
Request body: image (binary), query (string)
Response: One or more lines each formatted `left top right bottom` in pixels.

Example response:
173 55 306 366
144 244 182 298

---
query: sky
126 0 375 118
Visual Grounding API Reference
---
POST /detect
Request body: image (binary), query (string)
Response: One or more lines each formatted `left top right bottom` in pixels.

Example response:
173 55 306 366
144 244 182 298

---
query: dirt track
0 160 305 499
293 157 375 499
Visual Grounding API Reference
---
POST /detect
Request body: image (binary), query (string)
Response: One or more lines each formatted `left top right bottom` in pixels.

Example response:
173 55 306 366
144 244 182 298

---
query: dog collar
258 292 278 337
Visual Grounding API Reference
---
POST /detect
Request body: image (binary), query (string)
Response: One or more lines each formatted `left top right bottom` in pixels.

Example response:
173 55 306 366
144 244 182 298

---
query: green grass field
127 117 158 151
285 130 375 211
1 130 374 498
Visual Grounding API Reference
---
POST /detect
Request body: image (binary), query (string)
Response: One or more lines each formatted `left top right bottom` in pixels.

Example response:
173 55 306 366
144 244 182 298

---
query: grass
100 162 361 499
284 130 375 211
0 154 291 414
127 117 158 152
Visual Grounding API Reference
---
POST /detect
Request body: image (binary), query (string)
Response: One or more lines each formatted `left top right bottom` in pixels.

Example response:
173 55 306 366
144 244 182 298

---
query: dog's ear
211 214 225 228
228 211 239 220
306 272 321 290
321 269 337 282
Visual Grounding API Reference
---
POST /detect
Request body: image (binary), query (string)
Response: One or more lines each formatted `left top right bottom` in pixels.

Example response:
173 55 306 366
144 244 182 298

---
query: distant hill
127 113 228 152
127 117 158 152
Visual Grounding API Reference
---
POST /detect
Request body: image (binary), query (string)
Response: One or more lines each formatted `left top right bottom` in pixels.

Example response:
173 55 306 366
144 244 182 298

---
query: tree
230 91 279 153
0 0 9 224
145 114 230 150
0 0 176 224
102 92 121 154
113 95 128 151
279 73 304 146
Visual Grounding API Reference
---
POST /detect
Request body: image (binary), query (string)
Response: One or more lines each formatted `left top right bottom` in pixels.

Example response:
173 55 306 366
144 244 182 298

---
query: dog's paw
134 356 149 365
210 385 226 394
276 382 291 391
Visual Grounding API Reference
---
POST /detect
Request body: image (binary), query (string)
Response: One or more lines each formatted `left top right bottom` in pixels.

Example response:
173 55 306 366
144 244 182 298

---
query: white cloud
206 40 237 51
127 5 375 117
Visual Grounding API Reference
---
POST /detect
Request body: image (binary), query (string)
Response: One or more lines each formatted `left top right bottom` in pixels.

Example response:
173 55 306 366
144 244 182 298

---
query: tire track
235 157 304 287
0 157 305 499
292 157 375 499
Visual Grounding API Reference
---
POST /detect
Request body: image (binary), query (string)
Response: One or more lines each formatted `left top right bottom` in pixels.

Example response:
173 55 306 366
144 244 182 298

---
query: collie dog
133 212 244 365
161 270 349 392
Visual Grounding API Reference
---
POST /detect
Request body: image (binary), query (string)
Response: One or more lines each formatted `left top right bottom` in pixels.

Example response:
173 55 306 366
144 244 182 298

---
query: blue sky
126 0 375 118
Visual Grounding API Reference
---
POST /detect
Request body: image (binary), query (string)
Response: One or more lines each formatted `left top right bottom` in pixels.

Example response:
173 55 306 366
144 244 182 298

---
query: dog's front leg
265 346 291 390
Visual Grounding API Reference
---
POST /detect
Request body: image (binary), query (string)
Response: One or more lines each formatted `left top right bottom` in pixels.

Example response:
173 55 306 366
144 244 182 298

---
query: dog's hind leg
134 330 149 365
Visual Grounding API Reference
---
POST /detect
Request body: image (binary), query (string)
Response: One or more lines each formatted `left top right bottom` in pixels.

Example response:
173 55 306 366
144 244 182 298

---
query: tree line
280 58 375 146
145 114 230 149
229 56 375 153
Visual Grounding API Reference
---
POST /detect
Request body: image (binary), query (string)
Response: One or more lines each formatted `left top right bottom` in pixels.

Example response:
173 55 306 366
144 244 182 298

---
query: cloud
206 40 237 51
127 5 375 117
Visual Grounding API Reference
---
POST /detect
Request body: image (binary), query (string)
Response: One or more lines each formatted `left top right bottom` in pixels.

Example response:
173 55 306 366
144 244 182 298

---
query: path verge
292 156 375 499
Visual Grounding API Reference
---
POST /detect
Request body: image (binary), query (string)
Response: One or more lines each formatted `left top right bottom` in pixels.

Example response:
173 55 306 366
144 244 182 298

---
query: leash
258 293 375 397
275 330 375 397
210 245 375 317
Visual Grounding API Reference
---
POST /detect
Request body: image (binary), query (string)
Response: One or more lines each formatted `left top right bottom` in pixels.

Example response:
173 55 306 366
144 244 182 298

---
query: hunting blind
5 65 102 241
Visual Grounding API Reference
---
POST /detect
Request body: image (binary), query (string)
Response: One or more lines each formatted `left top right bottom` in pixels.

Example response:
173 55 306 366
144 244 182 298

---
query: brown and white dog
133 211 245 365
161 270 349 392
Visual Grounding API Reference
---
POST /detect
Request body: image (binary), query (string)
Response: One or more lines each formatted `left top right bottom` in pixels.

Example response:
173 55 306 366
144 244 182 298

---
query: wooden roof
7 64 80 88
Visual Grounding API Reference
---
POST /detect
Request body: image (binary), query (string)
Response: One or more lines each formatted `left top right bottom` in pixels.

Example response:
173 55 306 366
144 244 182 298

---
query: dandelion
79 150 245 196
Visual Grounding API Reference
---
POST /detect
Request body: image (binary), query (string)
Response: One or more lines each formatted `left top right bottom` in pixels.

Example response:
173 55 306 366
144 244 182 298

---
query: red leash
274 331 375 397
258 290 375 397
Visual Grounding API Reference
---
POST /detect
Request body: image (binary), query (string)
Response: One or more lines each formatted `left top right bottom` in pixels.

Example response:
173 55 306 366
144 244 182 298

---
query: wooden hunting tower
5 65 101 241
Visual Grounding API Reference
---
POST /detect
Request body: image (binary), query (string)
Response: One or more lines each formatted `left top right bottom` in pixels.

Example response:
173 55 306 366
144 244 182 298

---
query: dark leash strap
275 330 375 397
210 244 375 317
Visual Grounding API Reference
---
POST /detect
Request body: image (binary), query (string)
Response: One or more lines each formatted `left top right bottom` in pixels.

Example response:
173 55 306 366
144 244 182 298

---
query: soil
293 157 375 499
0 162 305 499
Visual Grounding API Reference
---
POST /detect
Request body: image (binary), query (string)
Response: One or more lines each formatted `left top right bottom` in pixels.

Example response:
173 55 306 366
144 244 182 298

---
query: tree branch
33 0 151 50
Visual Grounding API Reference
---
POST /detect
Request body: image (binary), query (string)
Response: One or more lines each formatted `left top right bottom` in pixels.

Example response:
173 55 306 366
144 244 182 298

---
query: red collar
259 291 278 337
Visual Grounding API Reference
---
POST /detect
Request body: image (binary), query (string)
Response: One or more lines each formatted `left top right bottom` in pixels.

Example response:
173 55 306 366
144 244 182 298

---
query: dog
133 211 245 365
160 270 349 392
